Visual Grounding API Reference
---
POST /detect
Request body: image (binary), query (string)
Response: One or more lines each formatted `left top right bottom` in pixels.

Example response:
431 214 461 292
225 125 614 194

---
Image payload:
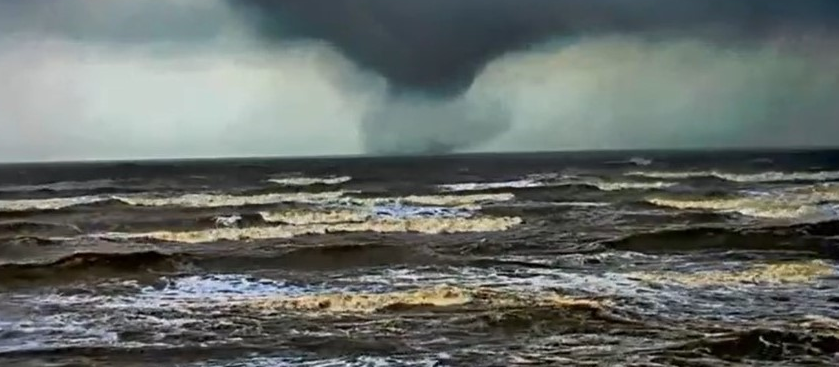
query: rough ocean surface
1 150 838 366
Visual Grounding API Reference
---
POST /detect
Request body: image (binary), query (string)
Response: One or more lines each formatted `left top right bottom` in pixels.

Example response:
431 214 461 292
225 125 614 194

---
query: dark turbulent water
1 150 839 366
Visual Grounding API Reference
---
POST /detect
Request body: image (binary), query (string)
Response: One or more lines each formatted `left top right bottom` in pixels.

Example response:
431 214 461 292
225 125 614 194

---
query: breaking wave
342 193 516 208
113 191 347 208
258 204 474 225
197 355 448 367
0 192 349 212
628 260 835 286
258 209 369 225
244 285 604 314
98 216 523 244
628 170 839 183
439 174 675 193
0 195 113 212
0 190 518 213
646 183 839 220
438 179 543 192
584 181 676 192
267 176 352 187
647 197 835 219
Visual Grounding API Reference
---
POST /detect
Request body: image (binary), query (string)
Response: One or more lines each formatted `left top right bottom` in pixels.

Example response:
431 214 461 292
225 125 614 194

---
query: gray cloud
0 0 374 162
0 0 231 45
232 0 839 95
1 0 838 162
232 0 839 154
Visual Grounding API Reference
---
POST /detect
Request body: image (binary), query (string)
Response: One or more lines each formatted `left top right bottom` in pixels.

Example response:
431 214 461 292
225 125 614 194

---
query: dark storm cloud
228 0 839 154
231 0 839 96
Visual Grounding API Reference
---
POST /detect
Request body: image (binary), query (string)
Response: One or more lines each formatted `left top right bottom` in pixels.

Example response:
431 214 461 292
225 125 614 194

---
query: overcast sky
1 0 838 162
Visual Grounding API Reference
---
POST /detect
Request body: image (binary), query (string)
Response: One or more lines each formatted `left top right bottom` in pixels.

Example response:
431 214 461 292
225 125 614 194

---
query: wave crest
439 174 675 193
0 196 108 212
629 170 839 183
114 191 347 208
586 181 676 192
628 260 835 286
258 209 368 225
647 183 839 220
100 216 523 243
245 285 604 314
647 197 827 219
438 179 543 192
375 193 515 207
267 176 352 186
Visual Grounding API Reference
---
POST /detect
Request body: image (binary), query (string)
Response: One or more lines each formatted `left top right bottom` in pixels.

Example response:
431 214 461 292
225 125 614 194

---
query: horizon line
2 145 839 166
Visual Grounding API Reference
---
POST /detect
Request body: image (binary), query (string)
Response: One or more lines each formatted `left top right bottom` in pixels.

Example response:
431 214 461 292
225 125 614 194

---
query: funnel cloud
1 0 838 161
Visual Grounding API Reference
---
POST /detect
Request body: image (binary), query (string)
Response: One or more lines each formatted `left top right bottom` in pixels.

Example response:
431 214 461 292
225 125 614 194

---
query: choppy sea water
1 150 838 366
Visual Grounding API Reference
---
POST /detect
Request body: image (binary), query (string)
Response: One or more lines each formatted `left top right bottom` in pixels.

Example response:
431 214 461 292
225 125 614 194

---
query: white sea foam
369 203 475 218
363 193 516 207
628 157 653 166
259 209 370 225
197 355 447 367
647 197 830 219
438 179 543 192
0 192 345 212
213 214 243 227
98 216 523 243
586 181 676 192
628 170 839 183
647 183 839 220
626 171 709 180
0 190 515 214
113 191 347 208
126 275 325 307
267 176 352 186
259 202 476 225
0 195 108 212
439 173 673 193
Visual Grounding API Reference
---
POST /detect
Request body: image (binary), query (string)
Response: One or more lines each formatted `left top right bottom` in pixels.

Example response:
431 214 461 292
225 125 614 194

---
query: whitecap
258 203 474 226
360 193 515 207
197 355 447 367
628 157 653 166
586 181 676 192
95 216 523 243
369 203 474 219
130 274 323 304
213 214 243 227
114 191 346 208
439 173 671 194
0 195 109 212
438 179 543 192
646 183 839 220
259 209 370 225
628 170 839 183
267 176 352 187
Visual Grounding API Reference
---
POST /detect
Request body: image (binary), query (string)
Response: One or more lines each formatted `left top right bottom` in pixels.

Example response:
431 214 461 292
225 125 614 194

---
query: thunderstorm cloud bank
1 0 838 161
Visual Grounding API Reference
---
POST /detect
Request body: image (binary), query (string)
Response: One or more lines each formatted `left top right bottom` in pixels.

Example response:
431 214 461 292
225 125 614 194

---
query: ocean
1 150 838 366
